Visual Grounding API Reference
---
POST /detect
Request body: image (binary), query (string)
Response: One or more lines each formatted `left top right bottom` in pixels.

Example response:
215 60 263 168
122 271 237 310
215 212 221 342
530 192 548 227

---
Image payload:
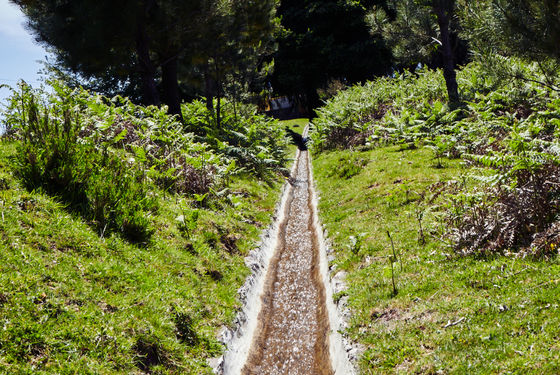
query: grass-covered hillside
0 81 293 374
311 60 560 373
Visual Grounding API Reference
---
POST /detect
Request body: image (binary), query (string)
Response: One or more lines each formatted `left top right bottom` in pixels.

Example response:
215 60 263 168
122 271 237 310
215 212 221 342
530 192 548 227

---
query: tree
272 0 392 114
194 0 279 126
12 0 161 105
457 0 560 91
433 0 459 103
11 0 279 119
369 0 466 103
494 0 560 61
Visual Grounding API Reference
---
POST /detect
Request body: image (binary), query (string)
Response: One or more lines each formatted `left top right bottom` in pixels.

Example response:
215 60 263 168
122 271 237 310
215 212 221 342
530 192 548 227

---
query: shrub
446 137 560 256
3 79 289 241
182 100 288 177
311 58 560 256
9 82 156 242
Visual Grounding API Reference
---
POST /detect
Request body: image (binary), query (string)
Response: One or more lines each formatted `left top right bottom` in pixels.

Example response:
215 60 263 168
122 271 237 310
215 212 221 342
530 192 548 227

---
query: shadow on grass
285 126 308 151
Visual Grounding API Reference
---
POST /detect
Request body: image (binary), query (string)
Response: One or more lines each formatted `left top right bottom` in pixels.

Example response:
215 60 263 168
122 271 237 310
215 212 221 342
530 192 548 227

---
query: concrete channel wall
215 127 356 374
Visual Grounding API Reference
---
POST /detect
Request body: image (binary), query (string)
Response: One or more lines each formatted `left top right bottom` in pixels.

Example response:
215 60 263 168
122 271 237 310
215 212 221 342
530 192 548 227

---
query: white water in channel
214 127 355 374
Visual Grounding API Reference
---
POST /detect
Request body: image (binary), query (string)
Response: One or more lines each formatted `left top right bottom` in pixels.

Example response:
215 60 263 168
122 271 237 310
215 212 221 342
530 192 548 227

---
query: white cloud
0 1 43 51
0 1 29 38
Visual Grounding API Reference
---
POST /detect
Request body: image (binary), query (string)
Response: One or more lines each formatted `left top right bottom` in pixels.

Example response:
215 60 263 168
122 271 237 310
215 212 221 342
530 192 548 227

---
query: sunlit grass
0 139 285 374
313 145 560 374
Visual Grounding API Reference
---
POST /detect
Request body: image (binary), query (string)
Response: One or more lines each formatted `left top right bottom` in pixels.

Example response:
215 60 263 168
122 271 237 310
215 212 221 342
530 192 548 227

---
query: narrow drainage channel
218 131 354 375
242 151 333 375
241 149 333 375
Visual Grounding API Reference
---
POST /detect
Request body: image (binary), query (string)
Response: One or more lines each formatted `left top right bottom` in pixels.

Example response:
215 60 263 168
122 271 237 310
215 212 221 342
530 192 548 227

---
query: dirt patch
0 292 9 305
206 269 224 281
371 308 401 322
133 335 170 372
220 233 240 255
370 307 438 332
98 302 118 313
173 311 198 346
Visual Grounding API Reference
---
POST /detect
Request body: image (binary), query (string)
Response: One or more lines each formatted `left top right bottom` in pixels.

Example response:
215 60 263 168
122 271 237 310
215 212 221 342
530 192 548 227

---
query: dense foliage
460 0 560 63
3 80 286 242
312 59 560 256
271 0 392 111
182 100 288 177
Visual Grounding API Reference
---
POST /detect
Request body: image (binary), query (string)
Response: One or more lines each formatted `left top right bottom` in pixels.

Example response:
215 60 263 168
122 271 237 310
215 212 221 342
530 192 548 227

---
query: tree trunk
434 1 460 104
233 89 238 122
216 94 221 128
305 88 321 118
204 65 214 112
212 59 223 127
135 7 160 106
161 55 183 120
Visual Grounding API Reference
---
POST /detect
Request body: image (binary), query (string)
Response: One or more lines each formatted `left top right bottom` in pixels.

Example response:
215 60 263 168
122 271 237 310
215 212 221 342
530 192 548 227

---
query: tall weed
8 82 156 242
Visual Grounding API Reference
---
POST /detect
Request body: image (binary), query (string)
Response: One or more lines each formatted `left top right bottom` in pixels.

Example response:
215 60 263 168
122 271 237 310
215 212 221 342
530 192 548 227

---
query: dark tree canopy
462 0 560 61
11 0 279 119
369 0 469 103
271 0 392 112
456 0 560 91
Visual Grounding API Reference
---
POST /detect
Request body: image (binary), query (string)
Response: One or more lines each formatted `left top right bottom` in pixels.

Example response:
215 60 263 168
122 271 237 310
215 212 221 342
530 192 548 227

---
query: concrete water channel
242 149 331 374
218 130 354 375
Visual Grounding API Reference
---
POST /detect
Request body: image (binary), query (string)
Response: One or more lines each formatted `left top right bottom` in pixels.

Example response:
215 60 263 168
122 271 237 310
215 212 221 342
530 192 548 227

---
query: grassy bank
313 146 560 374
0 139 287 374
311 59 560 374
0 82 295 373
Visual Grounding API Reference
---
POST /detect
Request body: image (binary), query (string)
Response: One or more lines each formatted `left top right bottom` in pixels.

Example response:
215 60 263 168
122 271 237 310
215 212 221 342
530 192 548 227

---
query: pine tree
461 0 559 61
459 0 560 90
369 0 466 103
272 0 392 113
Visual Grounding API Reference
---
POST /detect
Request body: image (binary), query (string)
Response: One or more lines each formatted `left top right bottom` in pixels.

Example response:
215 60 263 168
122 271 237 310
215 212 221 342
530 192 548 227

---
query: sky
0 0 49 105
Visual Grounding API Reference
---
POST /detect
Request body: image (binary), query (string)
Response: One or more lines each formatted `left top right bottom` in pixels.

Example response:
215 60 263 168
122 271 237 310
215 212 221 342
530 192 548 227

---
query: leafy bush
77 94 226 196
312 59 560 256
7 82 157 242
182 100 288 177
310 60 548 153
311 67 446 150
3 79 289 241
445 120 560 256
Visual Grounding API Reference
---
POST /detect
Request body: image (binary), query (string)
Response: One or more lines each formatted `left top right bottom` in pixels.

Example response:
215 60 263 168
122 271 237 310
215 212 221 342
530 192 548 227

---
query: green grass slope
0 81 299 374
0 139 286 374
314 146 560 374
311 60 560 374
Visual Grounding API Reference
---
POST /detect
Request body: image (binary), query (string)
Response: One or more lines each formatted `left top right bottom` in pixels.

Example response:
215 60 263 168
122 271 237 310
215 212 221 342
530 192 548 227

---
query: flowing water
241 150 333 375
217 138 354 375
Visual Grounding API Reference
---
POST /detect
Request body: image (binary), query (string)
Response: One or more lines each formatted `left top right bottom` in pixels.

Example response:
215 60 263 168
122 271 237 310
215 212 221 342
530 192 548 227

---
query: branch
430 36 442 46
509 73 560 92
443 317 465 328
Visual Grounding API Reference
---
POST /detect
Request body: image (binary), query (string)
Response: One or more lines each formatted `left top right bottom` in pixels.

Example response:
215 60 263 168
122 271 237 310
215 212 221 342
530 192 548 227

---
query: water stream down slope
242 150 332 374
218 142 354 374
